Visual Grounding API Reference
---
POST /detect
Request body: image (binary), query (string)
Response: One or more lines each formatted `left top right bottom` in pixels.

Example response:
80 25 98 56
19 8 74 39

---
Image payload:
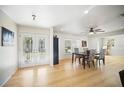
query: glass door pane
35 35 47 65
19 33 34 67
23 36 33 63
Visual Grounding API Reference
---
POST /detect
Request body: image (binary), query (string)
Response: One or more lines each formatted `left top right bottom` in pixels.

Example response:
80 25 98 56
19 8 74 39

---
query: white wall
0 10 17 86
88 37 98 49
54 32 88 60
88 37 104 52
18 25 51 67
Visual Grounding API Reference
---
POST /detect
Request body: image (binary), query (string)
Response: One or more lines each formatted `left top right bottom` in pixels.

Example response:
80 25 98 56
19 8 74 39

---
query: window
65 40 72 54
64 39 82 54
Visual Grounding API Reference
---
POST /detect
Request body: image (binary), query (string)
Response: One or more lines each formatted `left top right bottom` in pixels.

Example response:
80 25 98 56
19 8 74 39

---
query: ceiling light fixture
89 32 94 35
84 10 89 14
32 14 36 20
89 28 94 35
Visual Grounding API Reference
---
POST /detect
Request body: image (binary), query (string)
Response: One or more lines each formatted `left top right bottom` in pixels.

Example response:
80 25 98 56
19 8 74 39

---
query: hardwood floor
4 56 124 87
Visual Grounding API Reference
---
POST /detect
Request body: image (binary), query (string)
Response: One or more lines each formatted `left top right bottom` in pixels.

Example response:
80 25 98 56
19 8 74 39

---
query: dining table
72 52 88 69
72 51 101 69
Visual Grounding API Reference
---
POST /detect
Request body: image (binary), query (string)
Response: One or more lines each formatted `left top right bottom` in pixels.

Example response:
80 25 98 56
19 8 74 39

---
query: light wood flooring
4 56 124 87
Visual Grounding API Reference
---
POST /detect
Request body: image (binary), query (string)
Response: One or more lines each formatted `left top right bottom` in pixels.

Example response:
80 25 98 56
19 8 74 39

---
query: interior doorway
103 38 115 55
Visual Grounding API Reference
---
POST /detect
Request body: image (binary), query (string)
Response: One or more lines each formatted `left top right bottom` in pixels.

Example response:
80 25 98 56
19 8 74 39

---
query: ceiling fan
89 27 105 34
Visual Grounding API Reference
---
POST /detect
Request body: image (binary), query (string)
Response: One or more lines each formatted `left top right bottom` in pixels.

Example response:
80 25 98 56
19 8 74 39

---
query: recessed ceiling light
84 10 88 14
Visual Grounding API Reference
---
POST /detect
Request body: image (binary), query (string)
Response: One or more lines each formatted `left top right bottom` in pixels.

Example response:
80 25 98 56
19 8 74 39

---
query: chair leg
79 58 81 64
99 60 100 66
96 59 98 66
92 60 95 68
75 57 76 62
84 62 85 69
89 63 90 68
72 53 74 63
87 62 90 68
103 58 105 65
82 57 85 69
82 60 85 69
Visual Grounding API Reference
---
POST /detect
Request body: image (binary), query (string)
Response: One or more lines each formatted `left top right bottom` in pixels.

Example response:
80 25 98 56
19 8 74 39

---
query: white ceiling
0 5 124 35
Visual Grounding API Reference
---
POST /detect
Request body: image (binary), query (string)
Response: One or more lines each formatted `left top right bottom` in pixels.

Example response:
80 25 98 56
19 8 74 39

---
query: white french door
18 32 49 68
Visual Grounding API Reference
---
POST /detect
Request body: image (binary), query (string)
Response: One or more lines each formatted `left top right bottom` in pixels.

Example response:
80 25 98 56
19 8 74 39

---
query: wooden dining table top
72 52 100 55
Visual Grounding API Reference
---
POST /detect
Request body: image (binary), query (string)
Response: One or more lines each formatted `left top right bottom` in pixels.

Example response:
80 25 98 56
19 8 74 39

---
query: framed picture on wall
0 27 14 46
82 40 87 47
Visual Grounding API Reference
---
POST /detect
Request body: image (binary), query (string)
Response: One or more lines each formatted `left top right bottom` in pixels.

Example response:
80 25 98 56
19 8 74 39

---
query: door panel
19 33 49 68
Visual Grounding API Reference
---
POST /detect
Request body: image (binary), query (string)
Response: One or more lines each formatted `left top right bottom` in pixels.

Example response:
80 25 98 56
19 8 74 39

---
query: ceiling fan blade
94 29 102 31
95 30 105 32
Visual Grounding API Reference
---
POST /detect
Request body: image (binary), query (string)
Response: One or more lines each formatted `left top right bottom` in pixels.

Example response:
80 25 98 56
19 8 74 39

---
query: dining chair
95 49 105 66
74 48 79 53
74 48 82 64
84 49 96 68
83 48 88 53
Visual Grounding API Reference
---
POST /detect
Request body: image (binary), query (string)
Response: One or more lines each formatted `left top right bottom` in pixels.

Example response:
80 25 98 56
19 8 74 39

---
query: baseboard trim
19 63 50 68
0 68 17 87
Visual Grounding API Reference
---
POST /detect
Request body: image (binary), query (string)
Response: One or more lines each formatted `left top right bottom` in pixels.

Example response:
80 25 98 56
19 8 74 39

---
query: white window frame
64 39 72 54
